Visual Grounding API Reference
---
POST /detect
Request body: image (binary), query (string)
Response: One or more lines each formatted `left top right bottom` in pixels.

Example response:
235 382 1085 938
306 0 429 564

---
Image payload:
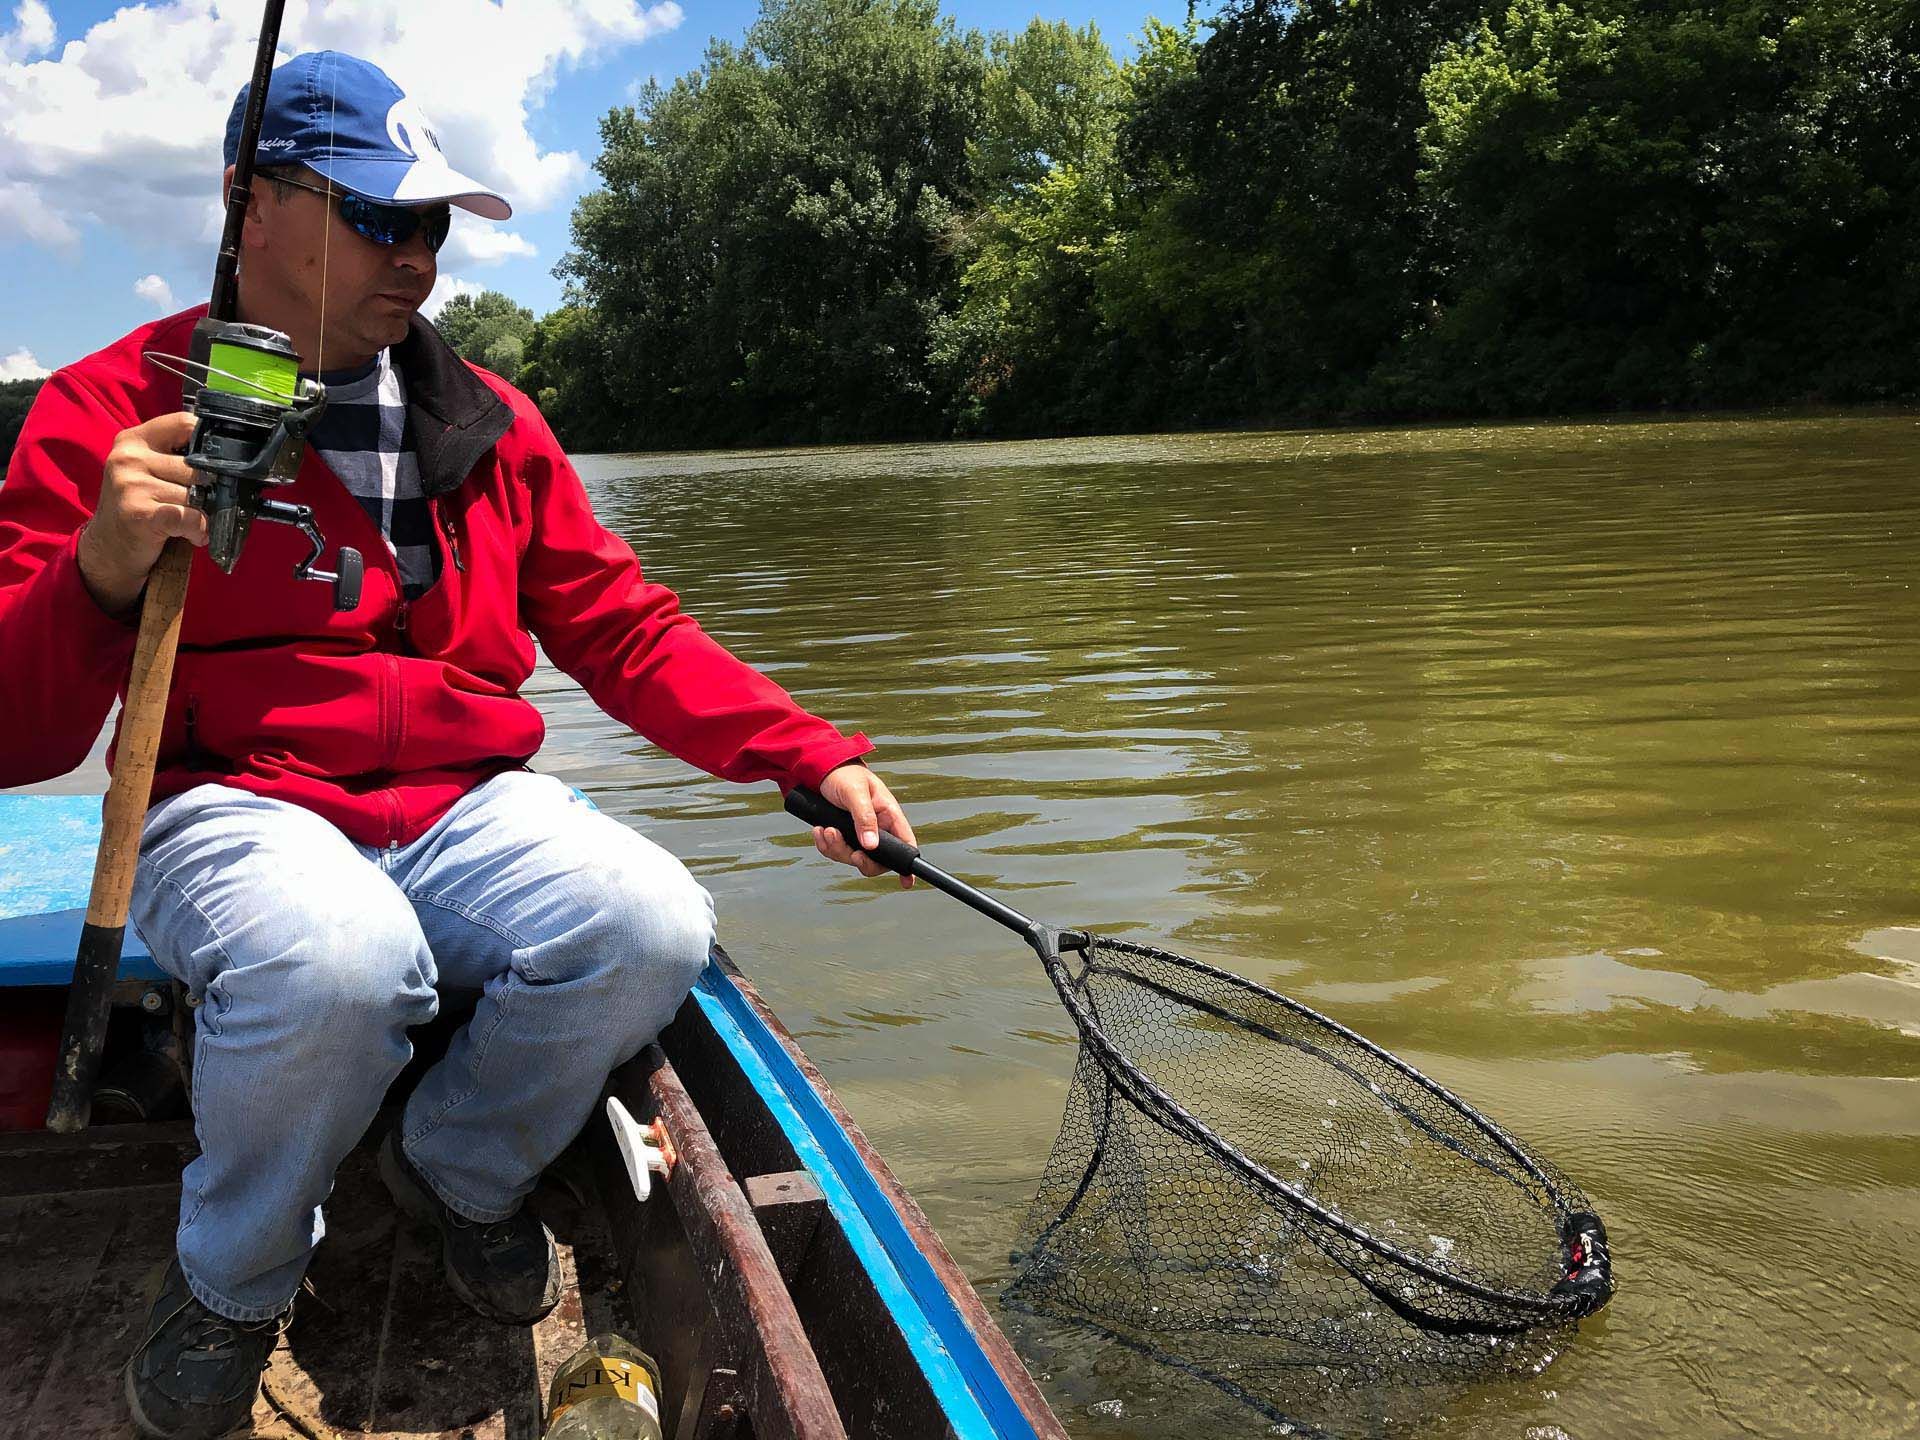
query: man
0 51 909 1440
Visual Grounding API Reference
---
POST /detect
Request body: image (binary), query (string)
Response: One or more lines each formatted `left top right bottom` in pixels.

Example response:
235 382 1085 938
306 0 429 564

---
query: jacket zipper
183 695 203 771
382 654 403 770
440 502 466 573
377 657 406 849
385 791 406 851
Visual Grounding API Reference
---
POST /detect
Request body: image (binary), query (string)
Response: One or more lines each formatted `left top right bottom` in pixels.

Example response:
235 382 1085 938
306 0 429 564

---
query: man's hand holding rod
77 412 208 615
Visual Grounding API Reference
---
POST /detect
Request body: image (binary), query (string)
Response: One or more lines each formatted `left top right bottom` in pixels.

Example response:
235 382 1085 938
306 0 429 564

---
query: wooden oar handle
47 538 193 1133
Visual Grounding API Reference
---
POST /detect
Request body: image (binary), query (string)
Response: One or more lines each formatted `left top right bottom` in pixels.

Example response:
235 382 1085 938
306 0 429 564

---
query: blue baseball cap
224 51 511 220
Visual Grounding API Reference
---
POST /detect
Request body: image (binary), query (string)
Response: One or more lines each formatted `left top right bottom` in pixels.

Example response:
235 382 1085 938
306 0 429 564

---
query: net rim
1088 936 1570 1200
1037 933 1584 1320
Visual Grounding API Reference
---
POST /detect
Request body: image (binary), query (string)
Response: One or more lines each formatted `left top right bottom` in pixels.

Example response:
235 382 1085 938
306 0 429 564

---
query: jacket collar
394 314 515 496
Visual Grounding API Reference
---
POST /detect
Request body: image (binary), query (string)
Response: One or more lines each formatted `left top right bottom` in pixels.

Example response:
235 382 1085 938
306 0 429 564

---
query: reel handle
253 498 362 611
326 547 364 612
784 786 921 876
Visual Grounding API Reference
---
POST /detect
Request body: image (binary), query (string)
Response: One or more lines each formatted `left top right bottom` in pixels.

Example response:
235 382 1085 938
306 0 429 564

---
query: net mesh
1006 937 1602 1425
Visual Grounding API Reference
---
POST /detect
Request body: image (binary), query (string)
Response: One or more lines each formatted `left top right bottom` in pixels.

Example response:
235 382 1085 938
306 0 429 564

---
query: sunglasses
272 173 453 254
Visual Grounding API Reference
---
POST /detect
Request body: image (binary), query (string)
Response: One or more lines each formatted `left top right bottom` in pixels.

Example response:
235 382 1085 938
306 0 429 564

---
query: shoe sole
377 1131 559 1328
123 1361 254 1440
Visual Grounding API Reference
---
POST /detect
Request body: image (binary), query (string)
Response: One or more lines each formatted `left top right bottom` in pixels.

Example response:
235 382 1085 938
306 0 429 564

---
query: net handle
785 786 1050 941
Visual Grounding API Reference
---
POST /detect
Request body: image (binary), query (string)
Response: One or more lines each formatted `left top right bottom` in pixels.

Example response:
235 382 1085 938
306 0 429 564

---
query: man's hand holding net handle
786 786 923 875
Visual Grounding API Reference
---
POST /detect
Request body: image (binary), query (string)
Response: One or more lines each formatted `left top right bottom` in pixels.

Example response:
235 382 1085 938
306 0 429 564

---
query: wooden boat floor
0 1121 626 1440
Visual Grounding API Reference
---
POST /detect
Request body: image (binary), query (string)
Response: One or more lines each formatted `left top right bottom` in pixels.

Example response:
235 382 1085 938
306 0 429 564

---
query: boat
0 792 1069 1440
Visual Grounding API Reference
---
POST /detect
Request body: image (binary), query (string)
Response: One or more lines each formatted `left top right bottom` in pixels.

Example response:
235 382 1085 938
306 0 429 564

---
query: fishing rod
46 0 362 1132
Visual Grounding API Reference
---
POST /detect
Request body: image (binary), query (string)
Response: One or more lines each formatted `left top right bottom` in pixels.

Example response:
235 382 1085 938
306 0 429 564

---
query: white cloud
0 177 75 245
421 274 482 321
0 0 684 265
133 272 175 310
0 346 49 380
443 226 537 268
0 2 54 64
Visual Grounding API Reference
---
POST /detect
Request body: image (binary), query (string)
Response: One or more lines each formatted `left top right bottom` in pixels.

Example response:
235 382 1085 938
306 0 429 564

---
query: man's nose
390 230 435 271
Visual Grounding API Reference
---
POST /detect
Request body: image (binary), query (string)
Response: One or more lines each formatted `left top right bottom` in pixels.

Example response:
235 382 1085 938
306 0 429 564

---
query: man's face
235 165 438 369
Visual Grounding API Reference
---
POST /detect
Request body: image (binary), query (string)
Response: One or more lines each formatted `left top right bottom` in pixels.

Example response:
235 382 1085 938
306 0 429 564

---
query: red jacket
0 307 872 844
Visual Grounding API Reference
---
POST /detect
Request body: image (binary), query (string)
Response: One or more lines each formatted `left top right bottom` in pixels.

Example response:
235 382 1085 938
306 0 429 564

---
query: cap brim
312 156 512 221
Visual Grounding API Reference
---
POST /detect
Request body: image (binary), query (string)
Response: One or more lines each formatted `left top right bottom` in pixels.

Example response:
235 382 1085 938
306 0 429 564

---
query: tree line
499 0 1920 450
505 0 1916 448
1 380 44 470
8 0 1914 471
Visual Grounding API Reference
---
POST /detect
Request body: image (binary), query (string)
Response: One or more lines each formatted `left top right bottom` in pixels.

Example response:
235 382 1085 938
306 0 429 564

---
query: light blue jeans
130 770 715 1322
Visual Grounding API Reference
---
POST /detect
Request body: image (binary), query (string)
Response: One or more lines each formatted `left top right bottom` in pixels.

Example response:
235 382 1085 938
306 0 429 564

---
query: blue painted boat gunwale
692 966 1040 1440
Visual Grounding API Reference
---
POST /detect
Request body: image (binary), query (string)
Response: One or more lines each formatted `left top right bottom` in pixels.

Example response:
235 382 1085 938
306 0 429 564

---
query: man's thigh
395 771 714 995
133 783 430 998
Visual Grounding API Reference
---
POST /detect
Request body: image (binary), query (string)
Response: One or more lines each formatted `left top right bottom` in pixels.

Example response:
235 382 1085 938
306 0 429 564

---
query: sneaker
124 1259 288 1440
377 1127 561 1325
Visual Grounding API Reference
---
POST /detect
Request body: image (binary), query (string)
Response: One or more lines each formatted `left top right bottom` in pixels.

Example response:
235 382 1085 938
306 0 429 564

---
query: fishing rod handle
784 786 922 875
47 539 193 1133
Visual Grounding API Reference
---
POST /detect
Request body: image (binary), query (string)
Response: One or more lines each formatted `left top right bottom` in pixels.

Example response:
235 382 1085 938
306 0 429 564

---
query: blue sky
1 0 1196 378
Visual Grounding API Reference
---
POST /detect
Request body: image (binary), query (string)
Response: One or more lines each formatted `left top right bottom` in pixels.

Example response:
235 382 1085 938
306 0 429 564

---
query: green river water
553 417 1920 1440
51 414 1920 1437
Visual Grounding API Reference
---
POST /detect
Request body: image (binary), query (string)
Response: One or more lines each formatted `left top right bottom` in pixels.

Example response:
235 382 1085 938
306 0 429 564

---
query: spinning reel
161 319 364 611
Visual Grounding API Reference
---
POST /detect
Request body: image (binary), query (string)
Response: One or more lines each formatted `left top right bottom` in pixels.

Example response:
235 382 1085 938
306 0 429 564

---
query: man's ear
223 164 268 248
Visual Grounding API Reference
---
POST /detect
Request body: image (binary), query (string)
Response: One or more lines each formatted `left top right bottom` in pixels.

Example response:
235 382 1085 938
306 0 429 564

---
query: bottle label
551 1356 660 1426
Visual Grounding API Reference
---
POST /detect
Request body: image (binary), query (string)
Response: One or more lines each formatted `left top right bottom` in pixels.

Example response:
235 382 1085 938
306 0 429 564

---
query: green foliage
938 18 1132 433
1409 0 1920 410
507 0 1920 449
974 19 1122 193
482 334 525 378
520 306 627 451
1115 0 1490 420
1 378 46 471
433 290 536 382
560 0 986 447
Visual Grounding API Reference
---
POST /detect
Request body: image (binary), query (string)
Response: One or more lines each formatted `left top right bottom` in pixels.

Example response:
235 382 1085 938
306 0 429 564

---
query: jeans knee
267 896 436 1037
655 869 717 988
573 863 714 1023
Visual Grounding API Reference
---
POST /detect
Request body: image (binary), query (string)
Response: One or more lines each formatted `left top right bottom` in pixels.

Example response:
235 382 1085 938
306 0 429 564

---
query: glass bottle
543 1332 665 1440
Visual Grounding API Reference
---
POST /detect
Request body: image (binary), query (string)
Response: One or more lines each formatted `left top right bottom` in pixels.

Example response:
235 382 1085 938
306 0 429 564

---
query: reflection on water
41 416 1920 1435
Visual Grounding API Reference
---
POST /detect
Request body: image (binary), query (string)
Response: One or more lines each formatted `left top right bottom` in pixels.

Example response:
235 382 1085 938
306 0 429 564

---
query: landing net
1006 938 1610 1422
